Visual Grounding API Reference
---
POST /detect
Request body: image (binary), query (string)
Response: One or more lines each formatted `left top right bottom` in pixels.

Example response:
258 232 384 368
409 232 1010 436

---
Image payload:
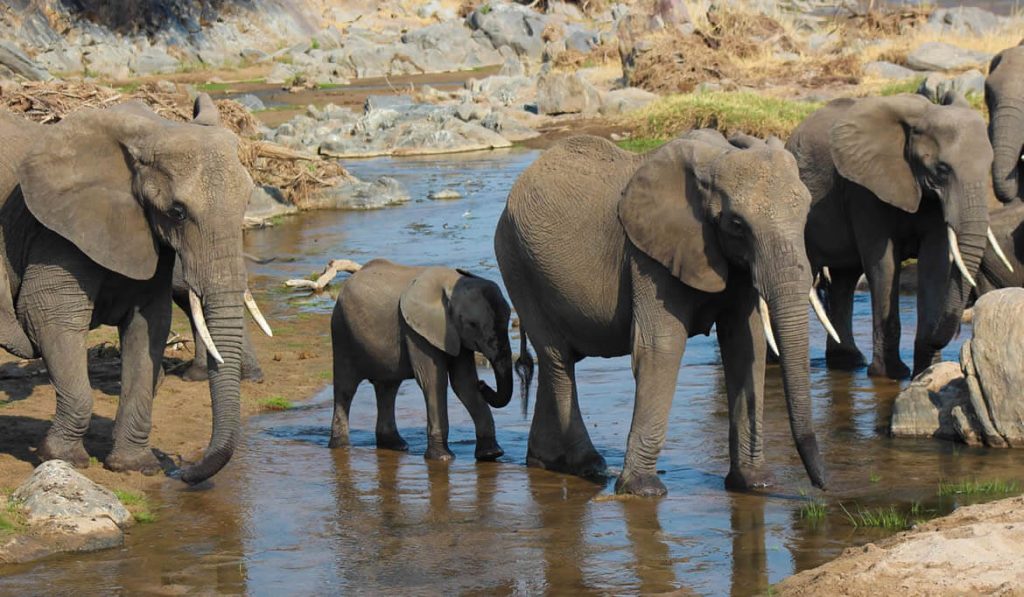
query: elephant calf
330 259 514 460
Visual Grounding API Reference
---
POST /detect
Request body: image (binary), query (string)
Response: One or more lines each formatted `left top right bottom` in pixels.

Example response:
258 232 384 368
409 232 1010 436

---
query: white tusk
987 227 1015 273
189 290 224 364
758 296 779 358
243 289 274 337
809 288 841 344
821 266 832 284
947 226 977 288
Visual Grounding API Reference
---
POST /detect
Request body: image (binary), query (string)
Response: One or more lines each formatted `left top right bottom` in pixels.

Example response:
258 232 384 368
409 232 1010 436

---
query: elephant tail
514 327 534 418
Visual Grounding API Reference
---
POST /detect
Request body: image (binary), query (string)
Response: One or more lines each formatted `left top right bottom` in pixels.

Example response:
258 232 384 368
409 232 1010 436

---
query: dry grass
0 80 349 205
857 27 1023 69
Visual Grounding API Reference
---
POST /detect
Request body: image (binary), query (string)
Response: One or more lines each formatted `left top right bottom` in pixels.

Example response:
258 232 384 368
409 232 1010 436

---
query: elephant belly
805 195 861 268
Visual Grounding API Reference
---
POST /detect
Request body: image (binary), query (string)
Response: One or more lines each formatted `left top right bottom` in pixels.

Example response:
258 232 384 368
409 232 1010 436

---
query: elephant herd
2 41 1024 497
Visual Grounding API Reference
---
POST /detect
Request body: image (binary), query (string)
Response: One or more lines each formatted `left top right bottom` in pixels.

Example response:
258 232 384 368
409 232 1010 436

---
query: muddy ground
0 291 333 498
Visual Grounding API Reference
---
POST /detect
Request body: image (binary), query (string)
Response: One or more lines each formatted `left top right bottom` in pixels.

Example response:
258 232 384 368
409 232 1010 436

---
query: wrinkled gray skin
987 42 1024 204
495 133 826 497
170 257 263 383
330 259 514 461
976 201 1024 295
786 94 993 379
0 95 252 485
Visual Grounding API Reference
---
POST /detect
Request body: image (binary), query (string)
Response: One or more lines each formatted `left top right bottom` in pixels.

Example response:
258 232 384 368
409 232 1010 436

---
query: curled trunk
990 100 1024 203
480 346 514 409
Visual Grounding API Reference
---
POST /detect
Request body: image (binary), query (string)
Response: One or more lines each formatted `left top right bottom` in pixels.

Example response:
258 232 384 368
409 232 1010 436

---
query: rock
364 94 415 112
428 189 462 200
536 71 602 115
34 47 83 74
416 0 455 20
863 60 917 81
565 26 600 53
926 7 1002 36
918 69 986 103
499 55 525 77
654 0 692 31
235 94 266 112
129 46 179 75
906 42 992 72
245 185 297 227
0 40 52 81
82 43 134 79
240 47 270 62
155 80 178 94
890 362 970 441
399 20 504 73
600 87 659 115
311 27 344 50
467 3 548 61
300 176 410 210
266 62 299 85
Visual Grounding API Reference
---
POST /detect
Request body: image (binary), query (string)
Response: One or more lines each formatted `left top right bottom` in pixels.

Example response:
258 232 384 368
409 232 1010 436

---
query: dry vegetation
0 80 350 205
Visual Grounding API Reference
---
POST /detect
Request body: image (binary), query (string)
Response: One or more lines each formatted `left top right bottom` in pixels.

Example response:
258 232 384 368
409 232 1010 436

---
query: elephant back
785 98 854 204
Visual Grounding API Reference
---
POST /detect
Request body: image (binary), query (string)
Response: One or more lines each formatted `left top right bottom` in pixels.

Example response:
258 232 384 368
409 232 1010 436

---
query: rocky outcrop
890 288 1024 447
0 460 132 564
905 42 992 72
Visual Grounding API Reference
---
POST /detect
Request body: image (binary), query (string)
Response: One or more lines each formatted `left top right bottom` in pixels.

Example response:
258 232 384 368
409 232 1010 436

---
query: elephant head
400 268 514 408
986 42 1024 203
829 94 993 362
618 138 828 489
16 95 261 484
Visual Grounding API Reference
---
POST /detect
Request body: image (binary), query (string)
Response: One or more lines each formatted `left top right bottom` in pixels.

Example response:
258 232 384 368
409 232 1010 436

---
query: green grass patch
798 499 827 522
840 503 910 530
938 478 1020 497
116 82 143 93
615 137 667 153
318 370 332 381
879 77 925 97
260 396 293 411
630 91 823 140
115 489 157 524
869 473 882 483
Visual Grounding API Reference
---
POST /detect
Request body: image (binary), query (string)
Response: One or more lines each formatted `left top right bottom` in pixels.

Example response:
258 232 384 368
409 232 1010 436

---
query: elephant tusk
821 266 832 284
947 226 977 288
189 290 224 364
808 289 841 344
243 289 274 337
987 227 1015 273
757 296 779 358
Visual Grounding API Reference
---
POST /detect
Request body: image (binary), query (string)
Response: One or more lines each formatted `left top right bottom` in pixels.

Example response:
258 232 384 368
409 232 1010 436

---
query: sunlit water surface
2 149 1020 596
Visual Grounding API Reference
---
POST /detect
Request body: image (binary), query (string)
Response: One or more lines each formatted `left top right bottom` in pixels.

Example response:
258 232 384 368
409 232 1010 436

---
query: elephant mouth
187 285 274 360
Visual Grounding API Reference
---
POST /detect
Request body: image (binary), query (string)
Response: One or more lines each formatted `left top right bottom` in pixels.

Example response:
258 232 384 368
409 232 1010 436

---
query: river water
2 148 1022 596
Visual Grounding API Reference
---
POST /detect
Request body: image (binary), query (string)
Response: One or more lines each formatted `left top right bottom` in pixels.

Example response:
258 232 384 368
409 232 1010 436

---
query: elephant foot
526 444 608 479
375 433 409 452
615 470 667 497
868 357 911 380
825 347 866 370
424 443 454 461
106 446 162 476
474 437 504 461
39 435 89 468
182 362 209 382
327 434 349 449
725 466 776 491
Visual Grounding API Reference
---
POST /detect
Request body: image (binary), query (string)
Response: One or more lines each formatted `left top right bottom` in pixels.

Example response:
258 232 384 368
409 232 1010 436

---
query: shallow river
2 149 1022 596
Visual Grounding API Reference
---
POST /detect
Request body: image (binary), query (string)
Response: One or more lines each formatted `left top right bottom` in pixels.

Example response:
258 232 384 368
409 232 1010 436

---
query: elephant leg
913 228 949 375
449 351 503 461
823 267 867 369
407 334 454 461
373 380 408 452
328 361 359 449
860 237 909 379
528 342 606 477
717 287 773 491
35 329 92 468
615 307 686 497
106 295 169 475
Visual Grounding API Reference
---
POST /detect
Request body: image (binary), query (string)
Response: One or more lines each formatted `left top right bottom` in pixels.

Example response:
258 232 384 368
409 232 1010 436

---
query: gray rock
266 62 299 85
906 42 992 72
83 44 135 79
565 26 600 53
963 288 1024 446
918 69 985 103
235 94 267 112
863 60 917 80
600 87 659 116
130 46 179 75
428 189 463 200
12 460 131 527
240 47 270 63
311 27 344 50
499 55 525 77
890 362 969 441
926 7 1002 35
536 71 602 115
302 176 410 210
0 40 52 81
155 80 178 94
364 95 415 112
467 3 548 61
34 47 83 74
245 185 297 227
399 21 504 73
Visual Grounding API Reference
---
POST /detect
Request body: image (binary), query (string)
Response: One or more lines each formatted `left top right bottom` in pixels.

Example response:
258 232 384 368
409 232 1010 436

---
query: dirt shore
0 290 333 499
777 496 1024 595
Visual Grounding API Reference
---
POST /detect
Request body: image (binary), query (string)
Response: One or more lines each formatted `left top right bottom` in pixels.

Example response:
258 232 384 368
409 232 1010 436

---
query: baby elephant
330 259 514 460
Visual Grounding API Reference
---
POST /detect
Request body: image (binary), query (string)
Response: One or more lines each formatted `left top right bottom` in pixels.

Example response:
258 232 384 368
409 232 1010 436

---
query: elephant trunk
480 341 514 409
990 99 1024 203
178 266 245 485
755 254 827 490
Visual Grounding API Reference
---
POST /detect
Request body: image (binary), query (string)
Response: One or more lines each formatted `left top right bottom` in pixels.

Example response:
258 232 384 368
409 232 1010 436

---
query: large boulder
890 362 977 443
906 42 992 72
536 71 602 115
129 46 179 75
863 60 917 81
918 69 985 103
925 7 1003 36
467 3 548 61
0 40 52 81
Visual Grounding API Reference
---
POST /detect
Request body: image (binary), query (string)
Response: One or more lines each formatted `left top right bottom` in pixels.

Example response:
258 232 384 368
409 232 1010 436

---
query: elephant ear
18 107 159 280
618 139 729 293
400 268 461 356
830 94 929 213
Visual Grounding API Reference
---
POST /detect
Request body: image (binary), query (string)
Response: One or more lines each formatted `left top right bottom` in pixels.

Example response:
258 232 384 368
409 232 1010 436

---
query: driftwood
285 259 363 291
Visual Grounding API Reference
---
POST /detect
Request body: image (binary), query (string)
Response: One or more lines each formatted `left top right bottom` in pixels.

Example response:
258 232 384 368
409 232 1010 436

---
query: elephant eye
936 162 952 177
168 202 188 222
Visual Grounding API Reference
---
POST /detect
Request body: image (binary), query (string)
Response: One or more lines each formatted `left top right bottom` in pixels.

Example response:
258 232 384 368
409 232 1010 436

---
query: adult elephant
976 201 1024 296
495 132 832 496
786 93 995 379
987 41 1024 204
0 95 263 485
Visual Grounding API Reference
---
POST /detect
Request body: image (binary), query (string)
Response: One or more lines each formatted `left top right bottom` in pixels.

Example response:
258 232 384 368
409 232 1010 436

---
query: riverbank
776 495 1024 595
